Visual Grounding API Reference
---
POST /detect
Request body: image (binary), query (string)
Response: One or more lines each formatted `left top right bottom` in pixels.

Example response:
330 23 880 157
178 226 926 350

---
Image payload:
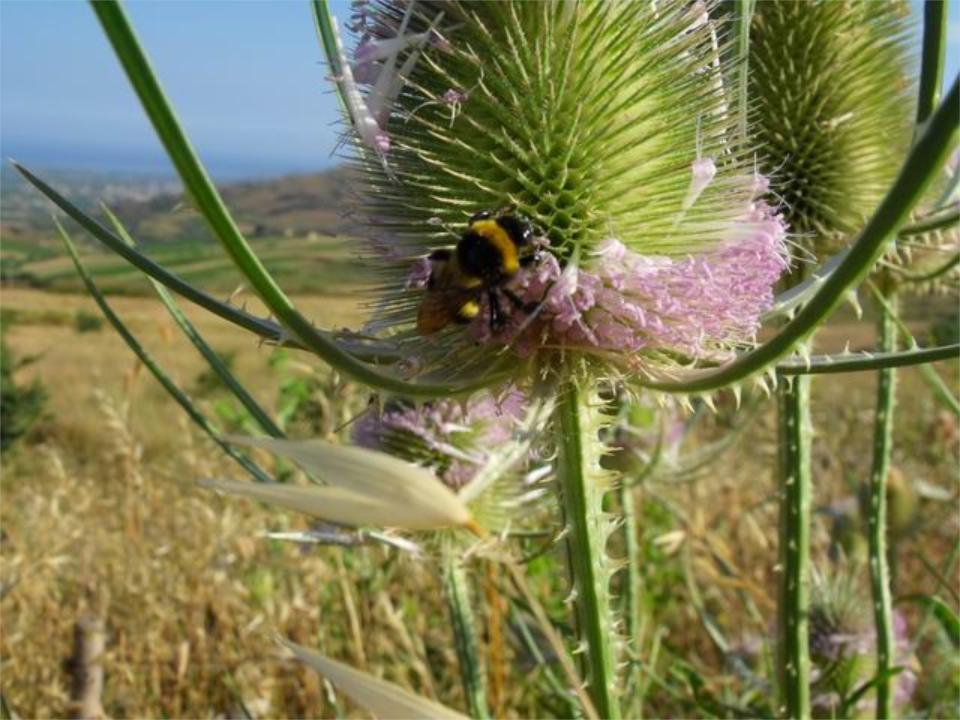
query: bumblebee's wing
416 288 480 335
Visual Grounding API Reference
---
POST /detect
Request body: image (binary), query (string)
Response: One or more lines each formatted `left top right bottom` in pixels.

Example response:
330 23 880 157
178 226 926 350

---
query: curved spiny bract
749 0 913 245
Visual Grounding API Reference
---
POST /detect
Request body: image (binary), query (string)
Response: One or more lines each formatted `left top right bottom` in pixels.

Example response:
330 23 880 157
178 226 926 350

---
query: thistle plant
12 0 960 717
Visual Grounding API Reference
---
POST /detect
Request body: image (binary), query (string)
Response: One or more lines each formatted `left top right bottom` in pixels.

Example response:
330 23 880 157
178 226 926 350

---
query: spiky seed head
808 566 917 714
749 0 913 247
353 390 551 533
337 0 789 385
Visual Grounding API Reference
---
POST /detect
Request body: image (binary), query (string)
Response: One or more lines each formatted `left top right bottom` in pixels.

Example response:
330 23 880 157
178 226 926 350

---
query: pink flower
353 391 526 489
454 200 788 362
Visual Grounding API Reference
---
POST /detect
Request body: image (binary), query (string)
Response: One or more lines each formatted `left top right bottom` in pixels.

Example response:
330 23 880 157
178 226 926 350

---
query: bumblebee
416 208 541 335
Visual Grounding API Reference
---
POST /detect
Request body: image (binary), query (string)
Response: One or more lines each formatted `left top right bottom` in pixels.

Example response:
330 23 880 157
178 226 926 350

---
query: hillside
1 165 365 294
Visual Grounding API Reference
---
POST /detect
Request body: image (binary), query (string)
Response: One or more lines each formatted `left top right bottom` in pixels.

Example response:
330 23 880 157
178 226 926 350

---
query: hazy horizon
1 1 355 181
2 1 958 181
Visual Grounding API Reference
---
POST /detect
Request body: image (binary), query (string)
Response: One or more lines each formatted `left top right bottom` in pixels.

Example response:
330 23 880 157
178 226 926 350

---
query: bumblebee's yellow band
470 219 520 274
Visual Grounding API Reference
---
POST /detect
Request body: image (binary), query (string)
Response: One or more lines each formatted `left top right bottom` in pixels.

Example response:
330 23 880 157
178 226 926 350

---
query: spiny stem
868 287 899 719
620 482 643 719
555 376 620 719
777 373 812 720
441 547 490 720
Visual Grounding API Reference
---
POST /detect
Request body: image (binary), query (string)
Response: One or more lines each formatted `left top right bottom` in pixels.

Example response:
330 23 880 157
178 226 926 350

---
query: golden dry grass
1 288 957 718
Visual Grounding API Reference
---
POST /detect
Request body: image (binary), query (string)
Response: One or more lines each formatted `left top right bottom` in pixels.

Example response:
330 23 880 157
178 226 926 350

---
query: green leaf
311 1 352 124
917 0 948 127
89 0 509 398
899 594 960 649
919 362 960 415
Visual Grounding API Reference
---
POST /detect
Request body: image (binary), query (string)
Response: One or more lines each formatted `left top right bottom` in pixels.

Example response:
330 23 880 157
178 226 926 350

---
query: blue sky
1 1 958 180
1 1 352 178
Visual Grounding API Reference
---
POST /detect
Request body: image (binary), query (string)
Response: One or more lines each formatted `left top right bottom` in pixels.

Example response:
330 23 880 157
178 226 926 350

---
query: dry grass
0 390 467 717
1 288 957 717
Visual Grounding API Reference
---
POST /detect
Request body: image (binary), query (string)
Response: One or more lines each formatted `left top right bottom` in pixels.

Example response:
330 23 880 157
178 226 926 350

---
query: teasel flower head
749 0 913 250
353 389 553 533
326 0 790 388
808 565 917 716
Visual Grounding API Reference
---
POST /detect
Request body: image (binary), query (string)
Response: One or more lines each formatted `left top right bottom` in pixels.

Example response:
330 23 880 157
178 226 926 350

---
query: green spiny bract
749 0 913 245
361 1 750 259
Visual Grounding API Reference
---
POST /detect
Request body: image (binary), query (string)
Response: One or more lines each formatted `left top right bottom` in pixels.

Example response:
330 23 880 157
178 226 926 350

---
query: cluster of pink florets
408 198 789 360
353 392 525 489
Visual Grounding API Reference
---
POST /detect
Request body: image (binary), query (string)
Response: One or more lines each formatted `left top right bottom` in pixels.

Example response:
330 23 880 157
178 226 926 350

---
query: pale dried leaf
282 639 469 720
199 478 470 530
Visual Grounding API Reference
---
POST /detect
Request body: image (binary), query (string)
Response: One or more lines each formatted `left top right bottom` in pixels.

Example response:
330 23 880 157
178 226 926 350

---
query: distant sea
1 139 333 181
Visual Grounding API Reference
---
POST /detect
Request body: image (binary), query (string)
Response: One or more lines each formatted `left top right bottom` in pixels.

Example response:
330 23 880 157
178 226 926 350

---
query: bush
73 309 104 333
1 336 47 452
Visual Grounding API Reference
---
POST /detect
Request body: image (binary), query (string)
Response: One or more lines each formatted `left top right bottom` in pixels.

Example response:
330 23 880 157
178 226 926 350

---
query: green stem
620 482 643 719
555 377 620 719
776 374 812 720
776 343 959 375
441 547 490 720
868 288 898 719
916 0 947 127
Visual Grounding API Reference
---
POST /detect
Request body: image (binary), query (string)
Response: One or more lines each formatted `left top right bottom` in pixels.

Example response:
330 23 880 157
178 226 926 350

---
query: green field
2 233 364 295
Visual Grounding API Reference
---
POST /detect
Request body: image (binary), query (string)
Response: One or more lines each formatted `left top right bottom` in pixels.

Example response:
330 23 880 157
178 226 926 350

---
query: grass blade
55 220 273 485
899 595 959 649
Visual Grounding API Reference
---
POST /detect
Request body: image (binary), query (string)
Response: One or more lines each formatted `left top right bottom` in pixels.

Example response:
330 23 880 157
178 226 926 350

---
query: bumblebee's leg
502 287 541 314
488 290 507 331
